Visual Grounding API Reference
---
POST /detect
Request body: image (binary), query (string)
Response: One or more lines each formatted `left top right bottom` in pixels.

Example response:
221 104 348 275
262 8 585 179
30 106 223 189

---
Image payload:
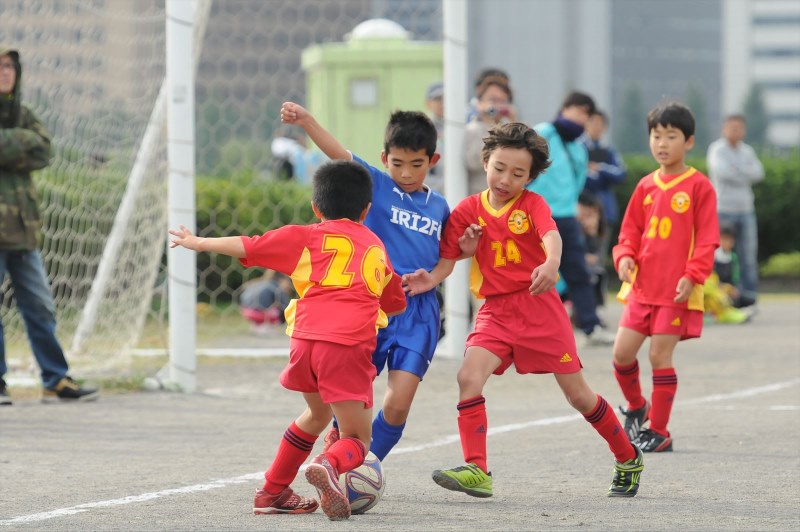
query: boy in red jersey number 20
612 102 719 453
403 122 644 498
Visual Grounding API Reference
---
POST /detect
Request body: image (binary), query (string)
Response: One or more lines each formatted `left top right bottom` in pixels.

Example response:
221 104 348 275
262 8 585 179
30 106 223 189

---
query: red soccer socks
325 436 367 474
584 395 636 463
457 395 488 473
649 368 678 436
614 360 647 411
263 422 317 494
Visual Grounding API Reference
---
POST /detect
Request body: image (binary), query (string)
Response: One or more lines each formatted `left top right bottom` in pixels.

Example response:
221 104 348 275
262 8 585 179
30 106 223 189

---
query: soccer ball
339 452 386 514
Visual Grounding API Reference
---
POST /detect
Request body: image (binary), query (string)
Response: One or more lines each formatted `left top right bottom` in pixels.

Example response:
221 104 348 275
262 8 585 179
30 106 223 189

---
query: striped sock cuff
653 369 678 387
284 423 315 452
457 395 486 411
614 360 639 375
583 395 609 424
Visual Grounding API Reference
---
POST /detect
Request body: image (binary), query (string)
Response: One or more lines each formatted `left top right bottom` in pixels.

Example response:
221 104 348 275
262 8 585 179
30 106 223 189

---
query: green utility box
302 19 442 167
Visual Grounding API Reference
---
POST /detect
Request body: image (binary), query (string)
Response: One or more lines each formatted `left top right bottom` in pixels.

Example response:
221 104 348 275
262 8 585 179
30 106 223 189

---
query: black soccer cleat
634 428 673 453
619 401 650 441
608 445 644 497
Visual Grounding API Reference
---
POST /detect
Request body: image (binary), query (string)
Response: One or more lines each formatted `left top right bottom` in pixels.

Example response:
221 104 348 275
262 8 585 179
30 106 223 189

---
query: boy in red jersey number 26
403 122 644 498
612 102 719 453
169 161 407 521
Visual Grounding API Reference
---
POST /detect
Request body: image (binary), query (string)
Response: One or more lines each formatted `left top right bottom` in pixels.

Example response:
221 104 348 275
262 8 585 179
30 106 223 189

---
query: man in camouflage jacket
0 46 97 404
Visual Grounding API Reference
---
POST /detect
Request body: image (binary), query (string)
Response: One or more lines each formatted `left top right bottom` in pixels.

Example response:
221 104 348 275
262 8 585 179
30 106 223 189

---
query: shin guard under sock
457 395 488 473
263 422 317 493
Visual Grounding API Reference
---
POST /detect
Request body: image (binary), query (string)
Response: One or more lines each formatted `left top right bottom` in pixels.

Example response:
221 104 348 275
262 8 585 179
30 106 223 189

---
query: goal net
0 0 442 381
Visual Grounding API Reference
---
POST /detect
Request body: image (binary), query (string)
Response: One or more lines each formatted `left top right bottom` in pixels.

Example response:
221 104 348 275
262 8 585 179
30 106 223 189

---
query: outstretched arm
169 225 246 258
402 222 482 296
280 102 350 161
402 259 456 296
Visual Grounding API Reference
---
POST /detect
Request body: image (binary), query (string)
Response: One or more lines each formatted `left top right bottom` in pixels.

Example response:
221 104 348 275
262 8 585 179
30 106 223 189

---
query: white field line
2 377 798 526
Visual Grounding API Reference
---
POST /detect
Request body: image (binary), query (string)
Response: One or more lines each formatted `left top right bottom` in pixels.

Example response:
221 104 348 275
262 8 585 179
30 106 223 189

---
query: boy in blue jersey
281 101 450 462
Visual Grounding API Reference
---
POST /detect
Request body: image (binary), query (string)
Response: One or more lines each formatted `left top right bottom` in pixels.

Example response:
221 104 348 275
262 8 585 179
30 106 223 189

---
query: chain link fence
0 0 443 379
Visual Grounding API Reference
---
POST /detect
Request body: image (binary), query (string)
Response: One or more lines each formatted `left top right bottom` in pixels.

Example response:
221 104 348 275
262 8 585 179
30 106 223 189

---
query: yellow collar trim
654 167 696 191
479 189 523 217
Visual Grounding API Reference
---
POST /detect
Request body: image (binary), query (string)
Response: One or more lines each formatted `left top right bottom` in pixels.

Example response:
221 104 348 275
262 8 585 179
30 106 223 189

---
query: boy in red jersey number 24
403 122 644 498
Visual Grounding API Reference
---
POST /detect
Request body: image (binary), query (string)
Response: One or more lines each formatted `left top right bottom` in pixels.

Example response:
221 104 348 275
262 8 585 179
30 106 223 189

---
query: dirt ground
1 297 798 530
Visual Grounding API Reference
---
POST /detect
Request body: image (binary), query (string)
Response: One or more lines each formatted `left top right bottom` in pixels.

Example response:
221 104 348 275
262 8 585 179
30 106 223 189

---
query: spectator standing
466 67 510 123
706 114 764 308
0 46 98 405
464 76 516 196
581 110 626 258
528 91 615 346
424 81 445 193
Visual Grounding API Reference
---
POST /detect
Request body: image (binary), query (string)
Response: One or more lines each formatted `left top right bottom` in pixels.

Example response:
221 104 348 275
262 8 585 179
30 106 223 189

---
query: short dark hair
560 91 596 115
476 76 514 103
591 109 608 124
384 110 438 158
719 223 736 238
724 114 746 124
474 67 509 88
481 122 551 181
312 161 372 222
578 190 607 237
646 100 695 139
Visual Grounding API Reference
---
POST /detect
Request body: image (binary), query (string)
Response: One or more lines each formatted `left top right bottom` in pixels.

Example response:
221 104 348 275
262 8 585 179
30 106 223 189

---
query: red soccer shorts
619 299 703 340
466 289 582 375
280 337 377 407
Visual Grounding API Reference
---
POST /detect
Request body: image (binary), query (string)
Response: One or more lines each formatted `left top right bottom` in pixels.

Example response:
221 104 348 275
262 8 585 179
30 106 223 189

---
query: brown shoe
42 377 99 403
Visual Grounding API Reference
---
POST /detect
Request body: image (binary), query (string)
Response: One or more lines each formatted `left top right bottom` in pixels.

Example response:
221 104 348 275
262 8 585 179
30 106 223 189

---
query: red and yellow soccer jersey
240 219 407 345
441 190 558 298
613 167 719 310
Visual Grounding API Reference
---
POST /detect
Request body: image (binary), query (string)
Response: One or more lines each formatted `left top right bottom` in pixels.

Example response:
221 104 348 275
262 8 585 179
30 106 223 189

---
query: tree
742 83 769 148
614 82 648 154
685 83 712 153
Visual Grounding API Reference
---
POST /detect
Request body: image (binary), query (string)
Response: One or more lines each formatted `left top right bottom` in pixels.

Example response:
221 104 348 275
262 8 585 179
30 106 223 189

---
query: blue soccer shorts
373 289 440 379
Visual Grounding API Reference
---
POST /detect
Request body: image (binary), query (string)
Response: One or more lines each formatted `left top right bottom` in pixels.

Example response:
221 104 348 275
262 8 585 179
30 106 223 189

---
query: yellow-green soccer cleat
608 445 644 497
432 463 493 498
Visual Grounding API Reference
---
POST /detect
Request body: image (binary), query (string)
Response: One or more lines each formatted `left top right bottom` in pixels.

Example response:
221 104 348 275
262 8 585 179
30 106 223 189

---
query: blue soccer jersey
352 154 450 276
351 153 449 377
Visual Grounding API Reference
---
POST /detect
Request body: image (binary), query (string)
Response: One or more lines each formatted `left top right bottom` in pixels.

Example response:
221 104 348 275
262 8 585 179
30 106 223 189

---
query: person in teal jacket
527 92 615 346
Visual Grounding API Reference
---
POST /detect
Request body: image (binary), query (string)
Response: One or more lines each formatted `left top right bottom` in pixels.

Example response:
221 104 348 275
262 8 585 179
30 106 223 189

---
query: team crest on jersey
507 210 530 234
670 192 690 214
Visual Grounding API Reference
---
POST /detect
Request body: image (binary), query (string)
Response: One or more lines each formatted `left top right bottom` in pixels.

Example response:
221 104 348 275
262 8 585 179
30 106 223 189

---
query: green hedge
615 154 800 261
190 154 798 299
194 172 315 299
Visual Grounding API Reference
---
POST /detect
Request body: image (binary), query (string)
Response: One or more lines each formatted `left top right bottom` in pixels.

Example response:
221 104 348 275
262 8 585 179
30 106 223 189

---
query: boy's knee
563 387 596 413
612 349 636 366
456 368 480 391
648 351 672 369
381 404 410 426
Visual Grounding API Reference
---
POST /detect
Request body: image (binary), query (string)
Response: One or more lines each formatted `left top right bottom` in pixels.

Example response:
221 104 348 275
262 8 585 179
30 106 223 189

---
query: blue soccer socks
370 409 406 461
